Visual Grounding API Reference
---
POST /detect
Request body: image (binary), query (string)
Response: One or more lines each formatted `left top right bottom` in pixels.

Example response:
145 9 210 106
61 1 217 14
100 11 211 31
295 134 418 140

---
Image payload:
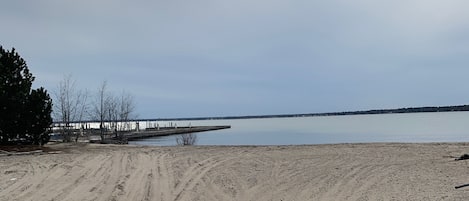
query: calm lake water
128 111 469 146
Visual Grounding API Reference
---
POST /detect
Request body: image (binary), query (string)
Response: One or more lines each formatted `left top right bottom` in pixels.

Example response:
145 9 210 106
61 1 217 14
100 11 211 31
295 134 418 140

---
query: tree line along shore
131 104 469 122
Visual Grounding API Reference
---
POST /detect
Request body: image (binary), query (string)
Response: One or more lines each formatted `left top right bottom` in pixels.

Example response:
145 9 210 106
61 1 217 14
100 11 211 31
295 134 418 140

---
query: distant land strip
147 105 469 121
61 104 469 124
149 104 469 121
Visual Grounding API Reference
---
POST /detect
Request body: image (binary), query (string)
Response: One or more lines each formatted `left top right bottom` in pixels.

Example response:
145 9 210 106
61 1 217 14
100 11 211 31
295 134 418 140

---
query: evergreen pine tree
25 87 52 145
0 46 52 145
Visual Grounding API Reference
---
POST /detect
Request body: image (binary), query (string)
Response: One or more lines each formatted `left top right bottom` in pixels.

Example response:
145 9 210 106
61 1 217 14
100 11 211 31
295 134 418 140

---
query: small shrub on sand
176 133 197 146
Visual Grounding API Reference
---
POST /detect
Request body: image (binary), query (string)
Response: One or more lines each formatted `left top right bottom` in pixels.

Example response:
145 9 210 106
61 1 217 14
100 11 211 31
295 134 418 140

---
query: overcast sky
2 0 469 118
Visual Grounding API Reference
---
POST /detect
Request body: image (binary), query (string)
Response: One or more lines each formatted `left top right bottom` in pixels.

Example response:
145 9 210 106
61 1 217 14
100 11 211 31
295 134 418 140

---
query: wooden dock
124 125 231 140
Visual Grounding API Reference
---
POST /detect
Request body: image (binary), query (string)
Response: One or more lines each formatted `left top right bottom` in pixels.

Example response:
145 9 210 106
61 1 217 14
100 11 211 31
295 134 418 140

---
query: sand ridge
1 143 469 201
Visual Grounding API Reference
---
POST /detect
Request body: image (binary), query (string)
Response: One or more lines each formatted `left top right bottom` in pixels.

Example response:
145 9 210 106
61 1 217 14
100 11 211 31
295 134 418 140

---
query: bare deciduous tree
107 91 136 139
117 91 136 132
75 89 88 142
91 82 136 141
106 92 118 136
54 75 88 142
92 81 108 141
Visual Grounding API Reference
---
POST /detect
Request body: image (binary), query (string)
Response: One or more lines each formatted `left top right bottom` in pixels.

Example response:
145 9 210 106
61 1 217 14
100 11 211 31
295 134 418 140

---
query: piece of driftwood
455 184 469 189
455 154 469 161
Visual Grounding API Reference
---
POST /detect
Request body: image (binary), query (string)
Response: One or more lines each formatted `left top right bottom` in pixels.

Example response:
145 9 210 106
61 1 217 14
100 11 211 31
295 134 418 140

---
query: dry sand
1 143 469 201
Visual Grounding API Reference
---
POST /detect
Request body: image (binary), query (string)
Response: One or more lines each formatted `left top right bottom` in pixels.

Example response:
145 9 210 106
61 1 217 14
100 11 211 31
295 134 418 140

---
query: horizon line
54 104 469 124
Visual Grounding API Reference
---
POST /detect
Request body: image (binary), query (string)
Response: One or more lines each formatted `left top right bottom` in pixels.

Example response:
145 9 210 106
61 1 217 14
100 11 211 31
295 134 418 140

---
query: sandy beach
1 143 469 201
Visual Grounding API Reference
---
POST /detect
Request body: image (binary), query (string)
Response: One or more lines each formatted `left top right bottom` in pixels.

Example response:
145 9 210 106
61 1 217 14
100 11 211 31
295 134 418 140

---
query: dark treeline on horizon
63 104 469 123
157 104 469 121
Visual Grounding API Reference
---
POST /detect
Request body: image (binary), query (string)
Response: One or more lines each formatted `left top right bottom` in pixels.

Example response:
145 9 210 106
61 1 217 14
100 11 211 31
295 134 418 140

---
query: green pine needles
0 46 52 145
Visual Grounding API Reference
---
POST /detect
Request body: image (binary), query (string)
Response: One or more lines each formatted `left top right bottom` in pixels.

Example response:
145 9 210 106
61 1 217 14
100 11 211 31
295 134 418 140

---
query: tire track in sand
50 153 114 201
173 155 231 201
153 152 173 201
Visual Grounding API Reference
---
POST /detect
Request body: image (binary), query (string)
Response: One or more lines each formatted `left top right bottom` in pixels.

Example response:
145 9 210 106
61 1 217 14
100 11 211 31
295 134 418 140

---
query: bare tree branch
91 82 136 141
53 75 88 142
176 133 197 146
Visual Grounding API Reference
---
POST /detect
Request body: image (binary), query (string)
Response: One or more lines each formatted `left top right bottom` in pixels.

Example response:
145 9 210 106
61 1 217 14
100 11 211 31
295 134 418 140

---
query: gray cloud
1 0 469 118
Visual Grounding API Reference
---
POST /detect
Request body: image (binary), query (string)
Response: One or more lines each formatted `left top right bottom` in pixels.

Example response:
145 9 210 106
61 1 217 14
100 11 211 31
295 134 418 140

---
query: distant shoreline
55 104 469 123
120 104 469 121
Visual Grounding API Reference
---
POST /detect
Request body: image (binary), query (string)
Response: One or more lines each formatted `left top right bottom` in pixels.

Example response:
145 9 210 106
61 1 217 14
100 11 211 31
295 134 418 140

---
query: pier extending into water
51 120 231 144
124 125 231 140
